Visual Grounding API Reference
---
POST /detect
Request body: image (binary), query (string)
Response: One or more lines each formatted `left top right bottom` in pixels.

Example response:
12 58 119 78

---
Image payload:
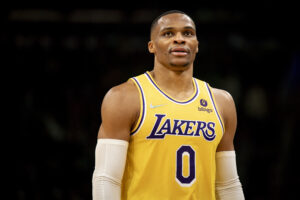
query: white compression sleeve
215 151 245 200
92 139 129 200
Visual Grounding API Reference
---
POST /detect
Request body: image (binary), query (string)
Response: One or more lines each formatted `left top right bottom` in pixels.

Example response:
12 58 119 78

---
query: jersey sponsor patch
198 98 213 113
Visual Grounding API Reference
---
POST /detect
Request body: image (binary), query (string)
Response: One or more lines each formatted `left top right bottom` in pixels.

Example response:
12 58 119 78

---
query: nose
173 32 185 44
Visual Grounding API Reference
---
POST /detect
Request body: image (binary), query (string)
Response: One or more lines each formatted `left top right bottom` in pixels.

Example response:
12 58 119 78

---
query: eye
163 31 174 37
183 31 194 37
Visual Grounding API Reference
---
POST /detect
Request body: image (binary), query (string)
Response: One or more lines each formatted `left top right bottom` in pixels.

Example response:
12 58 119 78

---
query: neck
150 62 194 100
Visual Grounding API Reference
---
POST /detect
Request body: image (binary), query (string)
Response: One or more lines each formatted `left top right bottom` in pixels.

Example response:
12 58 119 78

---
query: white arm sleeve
215 151 245 200
92 139 129 200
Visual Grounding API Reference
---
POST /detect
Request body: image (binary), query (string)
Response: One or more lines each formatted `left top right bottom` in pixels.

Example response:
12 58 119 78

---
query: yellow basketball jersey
121 71 225 200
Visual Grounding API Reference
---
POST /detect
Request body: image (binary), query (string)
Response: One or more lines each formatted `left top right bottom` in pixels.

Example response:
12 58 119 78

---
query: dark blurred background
6 2 299 200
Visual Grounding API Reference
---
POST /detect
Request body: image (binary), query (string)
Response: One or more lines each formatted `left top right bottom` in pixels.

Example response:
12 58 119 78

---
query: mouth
169 47 189 57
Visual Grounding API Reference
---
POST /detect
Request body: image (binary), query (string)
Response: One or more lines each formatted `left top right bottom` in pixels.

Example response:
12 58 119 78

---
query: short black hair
150 10 192 37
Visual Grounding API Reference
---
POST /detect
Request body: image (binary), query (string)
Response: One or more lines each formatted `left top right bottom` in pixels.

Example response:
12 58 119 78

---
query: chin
169 57 192 67
170 62 190 67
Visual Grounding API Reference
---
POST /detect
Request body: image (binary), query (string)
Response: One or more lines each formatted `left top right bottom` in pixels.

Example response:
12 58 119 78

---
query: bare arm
98 80 140 141
212 88 244 200
212 88 237 151
92 80 140 200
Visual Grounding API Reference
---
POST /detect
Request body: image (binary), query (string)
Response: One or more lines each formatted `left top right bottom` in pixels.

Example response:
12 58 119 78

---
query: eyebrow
160 26 196 32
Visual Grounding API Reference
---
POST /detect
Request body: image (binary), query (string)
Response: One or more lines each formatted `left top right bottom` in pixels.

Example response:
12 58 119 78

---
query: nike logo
150 103 165 109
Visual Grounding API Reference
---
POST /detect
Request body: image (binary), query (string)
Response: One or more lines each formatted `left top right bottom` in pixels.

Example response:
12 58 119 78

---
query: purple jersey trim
130 77 145 135
205 83 225 134
145 72 199 104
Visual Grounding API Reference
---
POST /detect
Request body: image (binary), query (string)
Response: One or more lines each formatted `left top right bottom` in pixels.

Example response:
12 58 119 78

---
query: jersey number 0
176 145 196 187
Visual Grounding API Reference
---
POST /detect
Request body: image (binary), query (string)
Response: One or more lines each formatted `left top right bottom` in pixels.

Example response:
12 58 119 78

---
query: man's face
149 13 199 69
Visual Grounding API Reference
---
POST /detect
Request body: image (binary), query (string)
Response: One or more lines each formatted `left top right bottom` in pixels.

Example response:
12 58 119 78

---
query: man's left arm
212 88 245 200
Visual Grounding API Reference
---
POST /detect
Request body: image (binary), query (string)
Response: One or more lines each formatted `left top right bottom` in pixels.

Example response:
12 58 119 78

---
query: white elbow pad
215 151 245 200
92 139 128 200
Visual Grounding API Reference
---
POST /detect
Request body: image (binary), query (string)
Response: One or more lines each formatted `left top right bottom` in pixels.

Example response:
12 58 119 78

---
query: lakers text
147 114 216 141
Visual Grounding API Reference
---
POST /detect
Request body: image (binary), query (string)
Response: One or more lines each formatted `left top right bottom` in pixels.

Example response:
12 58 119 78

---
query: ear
148 41 155 53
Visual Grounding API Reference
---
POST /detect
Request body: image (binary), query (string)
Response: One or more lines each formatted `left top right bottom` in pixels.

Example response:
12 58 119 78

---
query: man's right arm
92 80 140 200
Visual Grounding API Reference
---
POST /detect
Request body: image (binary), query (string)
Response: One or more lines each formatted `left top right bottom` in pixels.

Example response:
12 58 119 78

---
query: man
92 10 245 200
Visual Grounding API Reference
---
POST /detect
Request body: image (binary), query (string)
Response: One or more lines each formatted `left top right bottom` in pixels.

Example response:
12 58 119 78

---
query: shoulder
211 87 235 106
102 79 140 115
99 79 140 139
103 79 139 103
210 87 237 126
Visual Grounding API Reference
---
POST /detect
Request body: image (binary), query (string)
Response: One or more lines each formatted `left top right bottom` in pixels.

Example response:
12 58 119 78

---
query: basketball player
92 10 245 200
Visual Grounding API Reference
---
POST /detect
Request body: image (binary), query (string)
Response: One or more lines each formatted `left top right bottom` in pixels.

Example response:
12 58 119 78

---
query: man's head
150 10 191 39
148 10 199 69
